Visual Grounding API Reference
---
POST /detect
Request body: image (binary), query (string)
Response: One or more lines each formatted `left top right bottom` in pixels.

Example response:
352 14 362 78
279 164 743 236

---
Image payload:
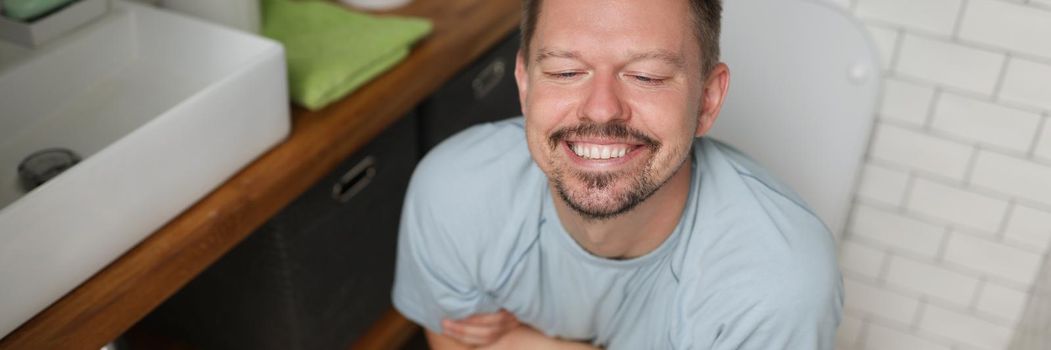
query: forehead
532 0 698 60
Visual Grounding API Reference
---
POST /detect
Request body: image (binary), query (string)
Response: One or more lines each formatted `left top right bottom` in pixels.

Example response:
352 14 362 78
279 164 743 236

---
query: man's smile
567 141 638 159
561 140 647 169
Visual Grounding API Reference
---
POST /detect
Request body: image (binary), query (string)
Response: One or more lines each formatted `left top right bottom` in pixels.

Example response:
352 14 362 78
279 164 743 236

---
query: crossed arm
425 310 601 350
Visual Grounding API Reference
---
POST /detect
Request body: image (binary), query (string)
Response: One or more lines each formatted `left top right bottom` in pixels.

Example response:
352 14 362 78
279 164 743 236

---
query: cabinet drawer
418 30 522 151
144 115 419 350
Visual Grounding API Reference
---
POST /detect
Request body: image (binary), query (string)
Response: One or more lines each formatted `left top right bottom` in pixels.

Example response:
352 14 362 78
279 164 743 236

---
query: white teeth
570 143 631 160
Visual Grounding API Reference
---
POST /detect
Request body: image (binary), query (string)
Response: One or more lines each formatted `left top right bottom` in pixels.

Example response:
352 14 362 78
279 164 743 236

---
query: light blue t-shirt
392 117 843 349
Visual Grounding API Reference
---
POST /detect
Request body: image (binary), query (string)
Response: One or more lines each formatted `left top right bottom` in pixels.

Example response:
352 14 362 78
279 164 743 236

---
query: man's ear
695 63 730 137
515 50 529 115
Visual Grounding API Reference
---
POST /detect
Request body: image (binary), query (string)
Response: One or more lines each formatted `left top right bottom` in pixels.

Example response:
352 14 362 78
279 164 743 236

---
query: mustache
547 121 661 150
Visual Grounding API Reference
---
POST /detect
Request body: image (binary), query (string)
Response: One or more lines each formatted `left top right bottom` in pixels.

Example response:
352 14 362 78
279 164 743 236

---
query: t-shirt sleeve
675 268 843 350
675 163 844 350
716 289 841 349
390 138 497 333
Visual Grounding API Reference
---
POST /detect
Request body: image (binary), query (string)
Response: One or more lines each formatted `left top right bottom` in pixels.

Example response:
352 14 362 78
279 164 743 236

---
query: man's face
516 0 711 220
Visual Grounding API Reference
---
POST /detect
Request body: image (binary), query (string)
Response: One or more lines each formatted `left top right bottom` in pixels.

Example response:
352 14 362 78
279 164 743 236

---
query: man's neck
551 158 693 260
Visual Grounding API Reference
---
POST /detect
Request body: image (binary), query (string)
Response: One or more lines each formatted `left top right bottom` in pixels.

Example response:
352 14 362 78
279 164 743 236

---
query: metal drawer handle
332 156 377 203
472 59 506 99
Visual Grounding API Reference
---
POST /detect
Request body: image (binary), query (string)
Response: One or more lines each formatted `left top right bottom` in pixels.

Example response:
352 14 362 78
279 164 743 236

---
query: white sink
0 1 289 338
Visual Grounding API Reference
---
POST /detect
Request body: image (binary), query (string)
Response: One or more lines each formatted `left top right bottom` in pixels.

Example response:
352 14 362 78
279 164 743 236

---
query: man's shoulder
670 141 843 346
694 138 830 245
412 116 537 196
677 138 842 305
700 138 814 213
405 116 545 238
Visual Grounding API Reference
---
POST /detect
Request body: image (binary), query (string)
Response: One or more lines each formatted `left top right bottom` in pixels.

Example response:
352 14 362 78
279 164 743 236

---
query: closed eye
546 71 583 80
631 75 666 85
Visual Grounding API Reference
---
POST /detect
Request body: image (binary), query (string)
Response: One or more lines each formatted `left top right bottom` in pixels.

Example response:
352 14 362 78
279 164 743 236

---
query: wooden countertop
0 0 521 348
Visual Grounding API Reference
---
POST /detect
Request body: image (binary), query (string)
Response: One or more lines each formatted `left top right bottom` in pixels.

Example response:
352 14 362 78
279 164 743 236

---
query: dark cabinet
142 115 419 350
136 30 525 350
418 30 522 152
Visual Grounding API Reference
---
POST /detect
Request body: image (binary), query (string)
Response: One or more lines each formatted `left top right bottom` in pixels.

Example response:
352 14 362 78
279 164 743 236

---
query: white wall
821 0 1051 349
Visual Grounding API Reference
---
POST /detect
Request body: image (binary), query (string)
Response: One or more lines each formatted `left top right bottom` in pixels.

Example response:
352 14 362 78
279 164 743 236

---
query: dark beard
546 120 665 221
552 167 661 221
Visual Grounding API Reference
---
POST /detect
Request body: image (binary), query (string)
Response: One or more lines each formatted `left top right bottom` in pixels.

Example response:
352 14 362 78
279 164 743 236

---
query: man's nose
580 73 626 123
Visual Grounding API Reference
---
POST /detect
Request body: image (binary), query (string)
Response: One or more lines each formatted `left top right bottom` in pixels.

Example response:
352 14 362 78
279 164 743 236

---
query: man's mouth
548 122 660 165
567 142 638 160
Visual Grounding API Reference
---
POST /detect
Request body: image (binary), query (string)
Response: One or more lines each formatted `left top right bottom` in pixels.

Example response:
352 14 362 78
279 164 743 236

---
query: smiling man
391 0 843 348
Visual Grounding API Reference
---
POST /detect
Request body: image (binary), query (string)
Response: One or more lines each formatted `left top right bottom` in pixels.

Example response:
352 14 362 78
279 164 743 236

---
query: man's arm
426 327 601 350
423 310 600 350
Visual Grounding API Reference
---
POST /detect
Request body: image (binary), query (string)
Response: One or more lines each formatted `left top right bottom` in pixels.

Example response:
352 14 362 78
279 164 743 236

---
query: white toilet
709 0 881 238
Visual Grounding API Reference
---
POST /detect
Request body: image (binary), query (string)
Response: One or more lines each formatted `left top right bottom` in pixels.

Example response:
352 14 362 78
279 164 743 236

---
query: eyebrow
629 50 686 69
534 48 581 64
534 48 686 69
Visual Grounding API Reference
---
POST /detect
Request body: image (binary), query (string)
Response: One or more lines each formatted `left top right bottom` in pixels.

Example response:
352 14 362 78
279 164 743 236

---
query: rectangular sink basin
0 1 289 338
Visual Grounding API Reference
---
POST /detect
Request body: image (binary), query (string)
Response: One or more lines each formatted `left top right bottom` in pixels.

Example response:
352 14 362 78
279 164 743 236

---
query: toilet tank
708 0 880 237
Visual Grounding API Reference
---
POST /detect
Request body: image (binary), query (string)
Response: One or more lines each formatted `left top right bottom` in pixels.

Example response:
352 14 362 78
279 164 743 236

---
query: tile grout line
851 232 1037 291
855 316 871 349
886 72 1047 115
1026 114 1048 157
911 297 929 330
881 115 1042 165
877 247 894 281
996 200 1017 241
952 0 970 41
924 88 943 130
962 145 982 185
888 26 906 73
969 277 988 312
898 171 918 210
936 227 954 261
991 54 1013 102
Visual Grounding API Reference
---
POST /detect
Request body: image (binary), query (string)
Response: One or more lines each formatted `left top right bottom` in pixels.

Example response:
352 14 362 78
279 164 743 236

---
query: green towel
262 0 432 110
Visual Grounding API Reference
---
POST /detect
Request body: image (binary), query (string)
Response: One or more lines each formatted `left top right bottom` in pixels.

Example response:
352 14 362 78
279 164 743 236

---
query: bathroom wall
821 0 1051 349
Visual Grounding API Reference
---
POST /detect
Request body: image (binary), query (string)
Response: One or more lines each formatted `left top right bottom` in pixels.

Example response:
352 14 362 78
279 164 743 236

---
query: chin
554 171 656 221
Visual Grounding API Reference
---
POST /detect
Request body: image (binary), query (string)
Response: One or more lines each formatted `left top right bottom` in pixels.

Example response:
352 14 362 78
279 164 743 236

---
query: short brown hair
519 0 723 75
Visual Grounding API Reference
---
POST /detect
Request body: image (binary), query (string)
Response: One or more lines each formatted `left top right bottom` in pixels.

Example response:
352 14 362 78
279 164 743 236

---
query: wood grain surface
0 0 520 348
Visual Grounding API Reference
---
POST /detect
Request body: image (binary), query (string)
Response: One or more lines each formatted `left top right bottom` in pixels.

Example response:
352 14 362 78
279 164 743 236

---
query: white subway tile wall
855 0 962 36
824 0 1051 349
906 179 1010 233
879 78 936 126
885 255 981 306
930 93 1042 153
958 0 1051 59
869 123 973 179
849 204 947 257
943 234 1042 286
999 58 1051 111
856 163 911 206
1003 205 1051 251
976 282 1028 324
845 279 922 324
840 240 888 279
972 150 1051 204
895 34 1005 95
1036 122 1051 161
866 323 953 350
919 305 1013 349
